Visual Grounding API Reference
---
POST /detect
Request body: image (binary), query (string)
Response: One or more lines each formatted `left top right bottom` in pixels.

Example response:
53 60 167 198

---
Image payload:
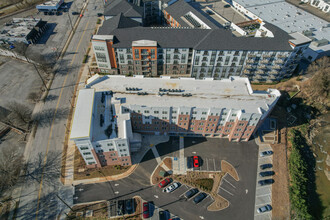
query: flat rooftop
234 0 330 42
91 76 280 114
70 88 95 139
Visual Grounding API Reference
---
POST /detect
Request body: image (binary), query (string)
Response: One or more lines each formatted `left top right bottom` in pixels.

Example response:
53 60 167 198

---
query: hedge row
288 129 313 220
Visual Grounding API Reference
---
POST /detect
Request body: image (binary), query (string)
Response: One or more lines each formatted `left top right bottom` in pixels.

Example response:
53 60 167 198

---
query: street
15 0 104 219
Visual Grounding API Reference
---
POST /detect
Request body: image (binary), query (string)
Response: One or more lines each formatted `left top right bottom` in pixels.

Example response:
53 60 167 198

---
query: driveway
74 137 259 220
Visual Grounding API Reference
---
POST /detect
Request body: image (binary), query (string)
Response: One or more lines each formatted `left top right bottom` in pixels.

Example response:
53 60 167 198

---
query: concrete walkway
173 136 186 175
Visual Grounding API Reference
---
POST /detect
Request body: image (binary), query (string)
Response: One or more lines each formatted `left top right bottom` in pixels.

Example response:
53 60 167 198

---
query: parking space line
219 187 234 196
256 193 271 197
213 159 216 171
206 158 209 171
223 178 236 188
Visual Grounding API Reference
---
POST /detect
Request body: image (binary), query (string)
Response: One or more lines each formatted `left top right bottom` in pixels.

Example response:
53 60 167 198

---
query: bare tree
0 146 24 195
307 57 330 99
27 92 40 103
6 101 32 127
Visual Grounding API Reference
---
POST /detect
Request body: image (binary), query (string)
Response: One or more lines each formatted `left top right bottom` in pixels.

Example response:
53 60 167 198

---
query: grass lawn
74 149 131 180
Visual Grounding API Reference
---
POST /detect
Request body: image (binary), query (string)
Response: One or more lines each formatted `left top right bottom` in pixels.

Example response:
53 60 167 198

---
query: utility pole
67 13 74 32
23 53 48 91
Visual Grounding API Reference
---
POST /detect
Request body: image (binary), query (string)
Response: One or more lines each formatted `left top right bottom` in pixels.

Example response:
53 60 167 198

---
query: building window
80 147 88 150
83 152 91 155
94 46 105 51
86 157 94 160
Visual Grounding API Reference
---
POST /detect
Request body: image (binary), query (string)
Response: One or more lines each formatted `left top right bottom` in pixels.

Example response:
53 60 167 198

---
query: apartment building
301 0 330 13
70 88 142 168
93 0 311 82
71 75 280 167
90 75 281 142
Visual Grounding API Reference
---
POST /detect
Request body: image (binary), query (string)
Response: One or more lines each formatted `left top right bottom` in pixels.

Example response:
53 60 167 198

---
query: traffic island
151 157 173 185
151 158 239 212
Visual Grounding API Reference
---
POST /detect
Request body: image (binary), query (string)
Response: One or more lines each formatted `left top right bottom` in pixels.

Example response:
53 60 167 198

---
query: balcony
260 59 269 64
275 59 284 64
246 59 254 64
262 54 272 58
273 65 281 69
245 65 253 69
269 70 279 75
248 54 256 58
259 64 267 69
256 70 264 74
142 62 150 66
243 69 250 74
277 54 287 58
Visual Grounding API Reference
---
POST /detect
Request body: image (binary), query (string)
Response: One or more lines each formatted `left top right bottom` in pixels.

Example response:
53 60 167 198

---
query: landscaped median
151 158 239 211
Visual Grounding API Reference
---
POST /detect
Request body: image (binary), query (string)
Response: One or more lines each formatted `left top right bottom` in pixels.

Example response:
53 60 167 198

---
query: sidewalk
172 136 186 175
64 135 170 186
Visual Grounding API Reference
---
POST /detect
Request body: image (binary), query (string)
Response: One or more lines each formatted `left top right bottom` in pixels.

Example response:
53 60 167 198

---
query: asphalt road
15 0 104 219
74 137 259 220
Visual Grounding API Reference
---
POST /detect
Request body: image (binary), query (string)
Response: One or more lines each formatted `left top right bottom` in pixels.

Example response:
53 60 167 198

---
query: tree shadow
32 107 69 128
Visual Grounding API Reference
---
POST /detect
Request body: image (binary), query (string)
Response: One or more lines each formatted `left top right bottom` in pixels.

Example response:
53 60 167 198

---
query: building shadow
36 23 57 45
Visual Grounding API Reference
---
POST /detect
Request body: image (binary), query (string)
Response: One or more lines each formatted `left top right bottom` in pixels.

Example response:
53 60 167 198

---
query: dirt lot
0 56 46 109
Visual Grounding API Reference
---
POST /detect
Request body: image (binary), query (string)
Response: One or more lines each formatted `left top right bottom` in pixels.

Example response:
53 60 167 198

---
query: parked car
159 210 170 220
259 151 273 157
193 192 207 204
224 4 231 8
97 13 103 17
187 156 193 168
158 178 172 188
258 179 274 186
72 11 79 15
260 163 273 170
259 171 275 177
185 188 199 199
205 9 214 15
143 202 150 219
117 200 124 216
257 204 272 213
163 182 180 193
125 199 134 214
193 156 200 168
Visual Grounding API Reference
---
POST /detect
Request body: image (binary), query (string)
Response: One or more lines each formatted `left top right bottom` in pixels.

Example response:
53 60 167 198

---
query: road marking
219 187 234 196
246 189 248 194
206 158 209 171
213 159 216 171
154 195 159 198
114 191 119 194
35 20 90 219
114 183 119 186
256 193 271 197
223 178 236 188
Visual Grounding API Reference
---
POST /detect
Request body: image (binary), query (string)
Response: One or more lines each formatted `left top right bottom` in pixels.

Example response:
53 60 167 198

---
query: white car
163 182 180 193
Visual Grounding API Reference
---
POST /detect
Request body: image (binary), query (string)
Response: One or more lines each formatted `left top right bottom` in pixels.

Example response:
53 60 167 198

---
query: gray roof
98 13 140 34
101 24 293 51
104 0 143 18
164 0 220 29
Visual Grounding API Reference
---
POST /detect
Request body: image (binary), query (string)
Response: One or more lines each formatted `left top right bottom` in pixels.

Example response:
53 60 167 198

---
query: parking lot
254 144 273 220
143 182 214 220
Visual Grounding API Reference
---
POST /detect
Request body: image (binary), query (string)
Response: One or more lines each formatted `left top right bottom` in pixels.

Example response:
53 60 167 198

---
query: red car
193 156 200 167
158 178 172 188
143 202 149 219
